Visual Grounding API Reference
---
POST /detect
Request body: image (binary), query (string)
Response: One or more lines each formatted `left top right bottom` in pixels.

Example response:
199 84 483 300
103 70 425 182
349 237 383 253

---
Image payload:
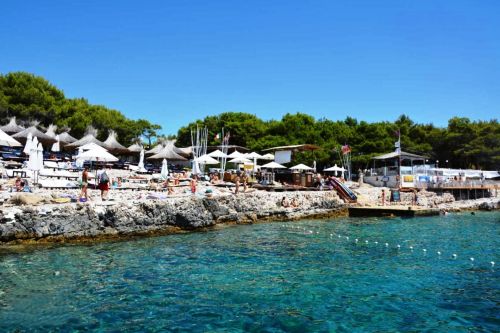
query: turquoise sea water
0 212 499 332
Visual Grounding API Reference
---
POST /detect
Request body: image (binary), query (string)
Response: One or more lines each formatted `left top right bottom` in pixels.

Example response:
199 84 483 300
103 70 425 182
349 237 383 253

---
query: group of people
79 167 110 202
281 196 300 208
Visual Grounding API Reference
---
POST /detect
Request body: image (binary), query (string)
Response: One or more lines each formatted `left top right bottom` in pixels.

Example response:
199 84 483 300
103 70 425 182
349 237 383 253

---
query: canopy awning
373 151 425 161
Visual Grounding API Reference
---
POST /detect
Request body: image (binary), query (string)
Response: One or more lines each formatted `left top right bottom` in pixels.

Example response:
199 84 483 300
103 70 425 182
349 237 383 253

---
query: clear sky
1 0 499 135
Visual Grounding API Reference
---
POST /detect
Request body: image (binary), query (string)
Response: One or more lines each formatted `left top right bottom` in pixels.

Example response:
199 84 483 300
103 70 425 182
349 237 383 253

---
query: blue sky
1 0 499 135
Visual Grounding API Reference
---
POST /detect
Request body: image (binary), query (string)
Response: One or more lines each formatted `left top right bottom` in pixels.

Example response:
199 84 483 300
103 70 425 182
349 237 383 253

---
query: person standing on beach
79 167 89 201
234 172 241 195
97 167 110 201
241 171 248 193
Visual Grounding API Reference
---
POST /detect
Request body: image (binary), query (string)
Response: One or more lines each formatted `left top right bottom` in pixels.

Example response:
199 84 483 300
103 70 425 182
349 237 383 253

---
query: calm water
0 212 499 332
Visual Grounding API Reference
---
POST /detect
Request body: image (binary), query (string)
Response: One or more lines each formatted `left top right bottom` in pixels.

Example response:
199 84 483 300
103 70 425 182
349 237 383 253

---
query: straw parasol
148 141 188 161
0 117 25 134
45 124 57 138
58 131 77 144
65 127 106 150
127 143 143 153
103 130 128 154
80 142 108 152
12 126 57 145
0 129 22 147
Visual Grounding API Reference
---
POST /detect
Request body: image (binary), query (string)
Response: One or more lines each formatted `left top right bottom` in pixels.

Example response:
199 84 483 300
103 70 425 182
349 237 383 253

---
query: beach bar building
364 151 426 188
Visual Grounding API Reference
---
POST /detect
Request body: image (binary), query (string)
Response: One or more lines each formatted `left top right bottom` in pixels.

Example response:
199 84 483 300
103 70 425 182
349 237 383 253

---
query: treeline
0 72 161 145
176 112 499 170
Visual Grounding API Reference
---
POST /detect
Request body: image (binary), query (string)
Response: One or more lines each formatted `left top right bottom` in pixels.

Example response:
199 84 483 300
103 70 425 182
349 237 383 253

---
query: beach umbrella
0 129 22 147
65 133 107 149
195 154 220 165
45 124 57 138
23 132 33 154
127 143 143 153
138 149 147 172
160 158 169 179
228 150 245 159
208 149 227 158
0 117 25 134
36 142 44 171
80 142 108 152
261 161 286 169
12 126 56 146
27 137 39 171
323 164 345 177
290 163 313 171
51 135 60 152
261 153 275 160
148 141 188 161
246 152 263 159
58 131 77 144
229 157 252 164
78 148 118 162
103 130 128 154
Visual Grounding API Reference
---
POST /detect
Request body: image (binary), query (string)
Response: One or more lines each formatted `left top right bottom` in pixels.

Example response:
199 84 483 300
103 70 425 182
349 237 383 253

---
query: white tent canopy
195 154 220 165
290 163 313 171
261 161 286 169
229 157 252 164
78 148 118 162
323 164 345 172
228 150 245 159
208 149 227 158
261 153 275 160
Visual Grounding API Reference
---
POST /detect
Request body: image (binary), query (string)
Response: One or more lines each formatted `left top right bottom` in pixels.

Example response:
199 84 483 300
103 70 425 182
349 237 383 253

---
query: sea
0 211 498 332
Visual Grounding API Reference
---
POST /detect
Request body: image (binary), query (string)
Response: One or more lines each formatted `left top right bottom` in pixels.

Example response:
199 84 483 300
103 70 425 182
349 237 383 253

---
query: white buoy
330 234 333 237
54 271 60 276
423 249 427 253
452 254 457 259
365 240 369 244
397 244 401 249
346 236 349 240
316 231 319 234
355 238 358 243
491 261 495 267
385 243 389 247
338 235 341 238
410 246 414 251
437 251 441 256
374 241 378 245
470 257 474 262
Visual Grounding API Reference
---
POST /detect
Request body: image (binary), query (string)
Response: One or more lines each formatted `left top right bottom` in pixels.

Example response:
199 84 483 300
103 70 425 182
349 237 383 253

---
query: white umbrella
0 129 22 147
290 163 313 171
80 142 108 152
138 149 146 172
75 147 84 168
195 154 220 165
51 135 60 152
78 148 118 162
246 152 263 159
261 153 275 160
28 137 39 171
228 150 245 159
261 161 286 169
161 158 169 179
36 142 44 171
208 149 227 158
323 164 345 177
229 157 252 164
23 132 33 154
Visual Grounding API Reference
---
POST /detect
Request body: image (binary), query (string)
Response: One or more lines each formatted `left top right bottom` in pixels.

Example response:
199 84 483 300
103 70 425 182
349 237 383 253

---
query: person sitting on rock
281 196 290 208
290 197 299 208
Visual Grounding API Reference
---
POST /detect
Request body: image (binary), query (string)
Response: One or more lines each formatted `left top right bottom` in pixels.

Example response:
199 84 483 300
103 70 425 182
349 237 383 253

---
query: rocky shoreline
0 186 498 246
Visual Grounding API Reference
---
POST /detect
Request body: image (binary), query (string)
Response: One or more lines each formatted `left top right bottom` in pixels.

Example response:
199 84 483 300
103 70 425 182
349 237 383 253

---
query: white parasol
290 163 313 171
138 149 147 172
78 148 118 162
161 159 169 179
195 154 220 165
208 149 227 158
51 134 60 152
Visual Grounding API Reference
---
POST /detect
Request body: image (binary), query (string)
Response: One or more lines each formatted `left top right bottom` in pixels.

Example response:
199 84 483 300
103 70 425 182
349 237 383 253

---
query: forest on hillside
1 72 498 170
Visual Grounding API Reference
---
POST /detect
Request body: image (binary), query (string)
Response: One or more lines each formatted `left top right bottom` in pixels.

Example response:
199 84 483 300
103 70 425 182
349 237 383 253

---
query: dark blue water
0 212 499 332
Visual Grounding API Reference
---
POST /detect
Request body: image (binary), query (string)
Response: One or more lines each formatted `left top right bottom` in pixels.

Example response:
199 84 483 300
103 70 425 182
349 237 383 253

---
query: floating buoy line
280 224 496 268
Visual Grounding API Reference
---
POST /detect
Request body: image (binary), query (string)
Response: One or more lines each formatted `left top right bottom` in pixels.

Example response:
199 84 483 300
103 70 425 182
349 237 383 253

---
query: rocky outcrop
0 191 345 244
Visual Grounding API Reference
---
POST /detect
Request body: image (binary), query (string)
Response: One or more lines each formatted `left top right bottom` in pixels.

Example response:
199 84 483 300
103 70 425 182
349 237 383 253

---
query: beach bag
99 172 109 184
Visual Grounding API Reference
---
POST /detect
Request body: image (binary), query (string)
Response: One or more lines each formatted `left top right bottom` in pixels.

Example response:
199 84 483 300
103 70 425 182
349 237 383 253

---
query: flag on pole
341 144 351 155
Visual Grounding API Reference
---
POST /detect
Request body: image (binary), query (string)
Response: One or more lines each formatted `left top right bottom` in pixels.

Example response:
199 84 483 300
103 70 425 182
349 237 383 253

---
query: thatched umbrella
58 131 77 144
65 126 106 150
103 130 128 154
45 124 58 138
1 117 25 134
127 143 143 153
12 126 57 146
145 143 165 156
147 141 188 161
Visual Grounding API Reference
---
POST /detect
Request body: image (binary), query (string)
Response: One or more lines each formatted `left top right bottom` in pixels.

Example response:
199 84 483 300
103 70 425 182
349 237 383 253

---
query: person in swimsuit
79 167 89 201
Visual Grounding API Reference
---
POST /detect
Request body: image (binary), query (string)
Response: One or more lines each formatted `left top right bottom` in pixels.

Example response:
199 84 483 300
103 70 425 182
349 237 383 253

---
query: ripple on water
0 211 498 332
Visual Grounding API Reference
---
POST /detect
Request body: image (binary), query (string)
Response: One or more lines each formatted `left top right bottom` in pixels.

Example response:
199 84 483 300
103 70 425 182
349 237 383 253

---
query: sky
1 0 499 135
